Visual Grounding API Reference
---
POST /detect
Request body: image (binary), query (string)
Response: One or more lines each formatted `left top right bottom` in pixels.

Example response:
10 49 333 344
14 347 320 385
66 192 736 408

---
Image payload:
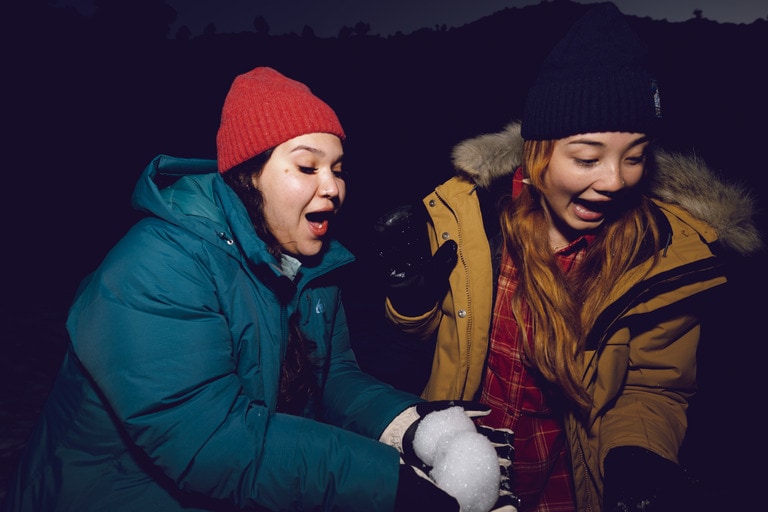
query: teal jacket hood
131 154 355 272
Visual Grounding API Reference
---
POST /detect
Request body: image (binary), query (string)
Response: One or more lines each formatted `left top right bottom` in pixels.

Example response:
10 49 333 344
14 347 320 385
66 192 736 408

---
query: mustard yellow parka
384 122 762 511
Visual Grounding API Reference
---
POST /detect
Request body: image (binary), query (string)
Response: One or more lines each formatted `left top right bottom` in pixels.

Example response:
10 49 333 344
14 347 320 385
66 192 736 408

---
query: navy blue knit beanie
521 2 662 140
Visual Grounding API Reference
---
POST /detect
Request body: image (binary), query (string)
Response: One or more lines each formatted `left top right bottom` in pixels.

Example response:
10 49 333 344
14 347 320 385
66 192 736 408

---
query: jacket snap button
458 309 467 318
441 232 450 240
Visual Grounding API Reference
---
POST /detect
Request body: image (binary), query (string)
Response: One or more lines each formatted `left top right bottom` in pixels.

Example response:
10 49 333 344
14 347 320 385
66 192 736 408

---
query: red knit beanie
216 67 346 173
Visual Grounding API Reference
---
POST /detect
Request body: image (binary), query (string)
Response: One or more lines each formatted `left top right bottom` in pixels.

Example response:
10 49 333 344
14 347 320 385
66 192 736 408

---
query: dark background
2 0 767 508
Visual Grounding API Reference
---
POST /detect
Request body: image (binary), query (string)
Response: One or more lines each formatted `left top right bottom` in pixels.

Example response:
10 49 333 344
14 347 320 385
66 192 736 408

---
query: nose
594 161 625 195
318 169 340 199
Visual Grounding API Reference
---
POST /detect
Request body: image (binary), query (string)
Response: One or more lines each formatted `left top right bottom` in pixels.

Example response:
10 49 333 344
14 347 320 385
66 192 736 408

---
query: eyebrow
566 135 650 148
289 144 344 165
290 144 325 156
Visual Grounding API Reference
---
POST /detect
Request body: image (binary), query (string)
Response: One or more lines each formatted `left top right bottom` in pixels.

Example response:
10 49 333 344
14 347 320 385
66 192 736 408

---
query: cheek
267 175 312 206
625 166 645 187
260 199 282 230
544 169 581 197
542 160 569 188
541 189 569 213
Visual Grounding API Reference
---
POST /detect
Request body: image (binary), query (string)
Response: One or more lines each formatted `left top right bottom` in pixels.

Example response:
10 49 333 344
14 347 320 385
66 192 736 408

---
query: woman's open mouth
306 210 334 236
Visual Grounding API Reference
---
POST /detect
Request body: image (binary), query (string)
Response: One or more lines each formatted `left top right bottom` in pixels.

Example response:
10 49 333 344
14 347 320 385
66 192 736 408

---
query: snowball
412 406 501 512
413 406 476 466
430 431 500 512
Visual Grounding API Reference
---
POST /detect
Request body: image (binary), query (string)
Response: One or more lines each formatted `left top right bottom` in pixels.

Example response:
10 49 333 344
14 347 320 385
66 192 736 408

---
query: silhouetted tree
338 25 354 39
175 25 191 41
253 15 269 35
353 21 371 36
302 25 316 38
693 9 703 20
202 22 216 36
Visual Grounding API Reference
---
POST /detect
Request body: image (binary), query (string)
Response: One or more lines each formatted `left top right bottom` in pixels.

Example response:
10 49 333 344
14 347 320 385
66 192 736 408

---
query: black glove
414 399 492 418
405 403 522 512
401 401 491 467
476 424 521 511
603 446 703 512
385 401 521 512
381 400 490 464
374 204 458 316
395 463 460 511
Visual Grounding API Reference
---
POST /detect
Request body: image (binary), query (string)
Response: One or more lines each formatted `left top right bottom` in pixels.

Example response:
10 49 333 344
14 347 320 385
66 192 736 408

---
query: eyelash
574 155 645 167
298 166 347 179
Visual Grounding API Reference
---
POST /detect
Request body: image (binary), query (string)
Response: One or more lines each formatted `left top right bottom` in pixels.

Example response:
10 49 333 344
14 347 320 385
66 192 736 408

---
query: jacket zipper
435 188 473 399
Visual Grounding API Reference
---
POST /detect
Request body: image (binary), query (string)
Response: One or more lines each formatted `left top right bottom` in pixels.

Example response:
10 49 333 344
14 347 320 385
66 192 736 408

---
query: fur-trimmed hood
450 121 763 256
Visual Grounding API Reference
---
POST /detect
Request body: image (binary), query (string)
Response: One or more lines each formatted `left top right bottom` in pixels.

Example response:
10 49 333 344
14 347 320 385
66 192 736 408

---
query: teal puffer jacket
6 155 420 511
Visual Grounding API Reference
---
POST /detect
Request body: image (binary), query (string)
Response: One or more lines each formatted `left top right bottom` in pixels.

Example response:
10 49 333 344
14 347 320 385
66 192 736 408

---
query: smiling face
253 132 345 258
540 132 649 248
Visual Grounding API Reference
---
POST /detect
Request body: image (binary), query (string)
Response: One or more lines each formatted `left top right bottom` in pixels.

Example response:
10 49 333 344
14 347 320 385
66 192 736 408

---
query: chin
296 242 324 258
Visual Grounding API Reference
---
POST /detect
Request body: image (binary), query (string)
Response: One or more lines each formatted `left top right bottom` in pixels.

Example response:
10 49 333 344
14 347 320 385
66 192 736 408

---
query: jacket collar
450 122 762 256
132 154 355 282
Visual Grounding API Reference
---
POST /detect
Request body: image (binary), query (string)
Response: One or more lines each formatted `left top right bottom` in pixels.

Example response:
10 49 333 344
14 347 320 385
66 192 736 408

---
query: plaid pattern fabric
479 238 590 512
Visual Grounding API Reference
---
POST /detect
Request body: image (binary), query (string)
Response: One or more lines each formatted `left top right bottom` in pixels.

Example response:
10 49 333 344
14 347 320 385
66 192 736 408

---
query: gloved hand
395 463 460 511
603 446 702 512
401 401 491 470
476 424 521 512
382 401 521 512
380 400 490 460
373 204 458 316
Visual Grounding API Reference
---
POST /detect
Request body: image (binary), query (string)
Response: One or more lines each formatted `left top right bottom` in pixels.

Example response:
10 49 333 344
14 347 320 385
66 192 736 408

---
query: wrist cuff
379 405 420 452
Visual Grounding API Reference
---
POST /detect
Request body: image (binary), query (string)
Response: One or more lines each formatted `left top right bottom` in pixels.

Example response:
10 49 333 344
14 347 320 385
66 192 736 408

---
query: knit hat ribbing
216 67 345 173
521 2 662 140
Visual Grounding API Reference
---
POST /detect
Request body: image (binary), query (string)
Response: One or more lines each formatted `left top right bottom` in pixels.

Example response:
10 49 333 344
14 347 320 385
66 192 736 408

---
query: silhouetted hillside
2 0 766 508
5 0 766 302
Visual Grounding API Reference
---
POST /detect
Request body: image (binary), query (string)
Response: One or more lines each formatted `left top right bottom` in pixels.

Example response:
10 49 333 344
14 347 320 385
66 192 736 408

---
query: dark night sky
57 0 767 37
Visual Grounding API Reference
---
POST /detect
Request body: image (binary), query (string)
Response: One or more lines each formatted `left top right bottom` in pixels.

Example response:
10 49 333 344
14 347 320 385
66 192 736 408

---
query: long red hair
500 139 662 410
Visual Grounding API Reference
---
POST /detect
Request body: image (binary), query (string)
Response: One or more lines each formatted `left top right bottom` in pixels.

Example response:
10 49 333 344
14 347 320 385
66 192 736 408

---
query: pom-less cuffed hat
216 67 345 173
521 2 662 140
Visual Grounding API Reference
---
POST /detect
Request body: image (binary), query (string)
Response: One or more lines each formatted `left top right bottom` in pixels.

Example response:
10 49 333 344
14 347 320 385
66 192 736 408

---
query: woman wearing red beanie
4 67 515 511
374 3 762 512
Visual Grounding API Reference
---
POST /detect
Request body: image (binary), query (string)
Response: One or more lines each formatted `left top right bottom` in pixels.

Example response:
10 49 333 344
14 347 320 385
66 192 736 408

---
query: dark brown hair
223 152 320 415
222 151 281 259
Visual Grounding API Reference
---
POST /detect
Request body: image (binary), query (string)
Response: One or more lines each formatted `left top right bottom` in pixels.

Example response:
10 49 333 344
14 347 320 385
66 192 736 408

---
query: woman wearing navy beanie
375 3 762 511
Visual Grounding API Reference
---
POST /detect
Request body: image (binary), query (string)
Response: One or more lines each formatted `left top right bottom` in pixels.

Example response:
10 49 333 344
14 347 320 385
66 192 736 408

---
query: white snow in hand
413 406 500 512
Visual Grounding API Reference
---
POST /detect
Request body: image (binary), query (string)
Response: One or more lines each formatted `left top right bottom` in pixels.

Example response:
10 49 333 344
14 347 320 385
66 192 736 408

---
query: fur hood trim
450 121 763 256
650 150 762 256
451 122 524 189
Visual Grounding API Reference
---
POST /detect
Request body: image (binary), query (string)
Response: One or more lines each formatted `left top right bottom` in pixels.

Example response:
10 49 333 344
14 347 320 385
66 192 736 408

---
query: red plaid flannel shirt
479 237 591 512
